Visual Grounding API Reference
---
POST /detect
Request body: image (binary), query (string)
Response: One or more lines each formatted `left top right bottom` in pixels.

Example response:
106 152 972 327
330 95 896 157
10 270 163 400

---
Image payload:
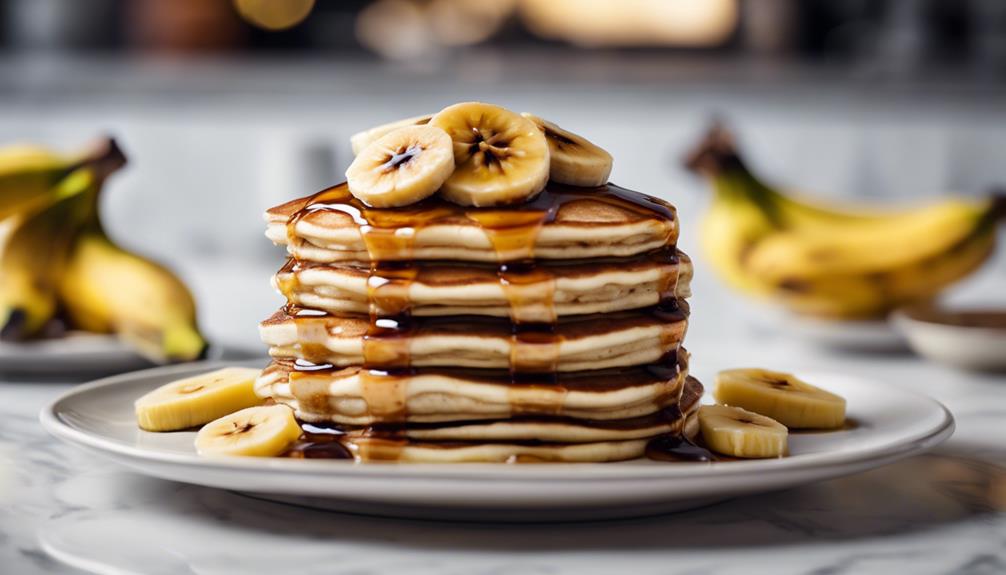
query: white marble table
2 332 1004 575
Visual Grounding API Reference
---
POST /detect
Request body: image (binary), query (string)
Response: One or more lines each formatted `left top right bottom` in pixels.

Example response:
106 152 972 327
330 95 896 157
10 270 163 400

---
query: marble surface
1 333 1004 575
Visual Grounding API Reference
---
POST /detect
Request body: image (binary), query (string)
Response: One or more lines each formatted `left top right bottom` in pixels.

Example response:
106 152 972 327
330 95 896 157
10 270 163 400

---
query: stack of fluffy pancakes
257 181 698 462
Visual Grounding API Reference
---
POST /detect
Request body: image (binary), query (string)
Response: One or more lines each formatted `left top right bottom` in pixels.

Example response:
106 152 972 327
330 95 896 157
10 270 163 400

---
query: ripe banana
345 125 455 207
522 113 612 187
59 222 206 363
714 368 846 429
773 227 997 318
698 404 788 459
0 136 204 361
0 138 124 221
688 124 1006 319
350 113 432 155
135 367 263 431
0 169 96 340
430 102 550 206
194 404 302 457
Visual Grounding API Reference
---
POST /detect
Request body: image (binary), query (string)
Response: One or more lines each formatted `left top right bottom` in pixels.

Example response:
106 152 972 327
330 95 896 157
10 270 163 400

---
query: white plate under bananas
0 332 152 375
41 360 953 521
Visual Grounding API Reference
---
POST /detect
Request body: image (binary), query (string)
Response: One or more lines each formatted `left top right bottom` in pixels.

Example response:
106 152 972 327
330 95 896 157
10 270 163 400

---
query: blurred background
1 0 1004 354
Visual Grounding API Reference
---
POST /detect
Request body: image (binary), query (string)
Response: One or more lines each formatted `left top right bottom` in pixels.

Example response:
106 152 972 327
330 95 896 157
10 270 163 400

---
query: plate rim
40 360 955 482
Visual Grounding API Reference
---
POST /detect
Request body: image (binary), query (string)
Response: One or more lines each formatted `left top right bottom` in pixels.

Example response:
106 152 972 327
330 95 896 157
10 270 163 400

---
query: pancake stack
256 102 699 462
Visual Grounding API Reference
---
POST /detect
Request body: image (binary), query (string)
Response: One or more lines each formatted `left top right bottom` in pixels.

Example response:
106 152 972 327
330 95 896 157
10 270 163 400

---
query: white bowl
892 307 1006 372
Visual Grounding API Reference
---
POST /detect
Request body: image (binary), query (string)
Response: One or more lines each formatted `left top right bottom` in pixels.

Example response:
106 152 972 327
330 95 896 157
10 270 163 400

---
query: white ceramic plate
0 332 153 375
41 361 954 521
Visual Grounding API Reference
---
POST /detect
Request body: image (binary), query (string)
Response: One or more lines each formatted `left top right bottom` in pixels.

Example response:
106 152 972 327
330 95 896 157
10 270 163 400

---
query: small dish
892 305 1006 372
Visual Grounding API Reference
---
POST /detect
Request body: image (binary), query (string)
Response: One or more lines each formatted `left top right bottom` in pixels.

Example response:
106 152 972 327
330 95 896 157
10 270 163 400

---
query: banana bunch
0 137 206 363
346 101 613 208
688 125 1006 319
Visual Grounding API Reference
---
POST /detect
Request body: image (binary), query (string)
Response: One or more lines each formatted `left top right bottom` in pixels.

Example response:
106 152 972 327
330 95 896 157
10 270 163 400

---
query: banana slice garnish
135 367 262 432
698 404 788 459
345 125 455 208
715 368 846 429
522 113 612 187
195 404 303 457
350 113 432 155
430 102 550 207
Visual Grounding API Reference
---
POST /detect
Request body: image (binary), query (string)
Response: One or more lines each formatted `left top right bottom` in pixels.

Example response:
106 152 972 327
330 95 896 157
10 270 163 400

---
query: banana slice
135 367 263 432
522 113 612 187
345 125 455 208
698 404 788 459
714 368 846 429
430 102 550 207
350 113 432 155
195 405 302 457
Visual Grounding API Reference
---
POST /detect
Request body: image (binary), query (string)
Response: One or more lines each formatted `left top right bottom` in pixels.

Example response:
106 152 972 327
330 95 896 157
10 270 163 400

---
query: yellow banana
688 124 1005 319
0 135 204 361
59 224 207 363
747 198 995 281
0 138 123 221
0 170 95 339
776 225 998 318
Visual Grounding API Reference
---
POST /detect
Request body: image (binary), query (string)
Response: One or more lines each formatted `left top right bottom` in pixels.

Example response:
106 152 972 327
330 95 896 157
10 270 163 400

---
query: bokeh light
233 0 316 31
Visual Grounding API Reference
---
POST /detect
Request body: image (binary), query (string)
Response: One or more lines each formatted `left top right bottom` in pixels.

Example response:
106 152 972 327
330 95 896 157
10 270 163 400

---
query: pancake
274 250 692 321
256 352 689 425
293 380 703 462
265 181 679 263
260 303 689 372
347 437 658 463
336 375 703 443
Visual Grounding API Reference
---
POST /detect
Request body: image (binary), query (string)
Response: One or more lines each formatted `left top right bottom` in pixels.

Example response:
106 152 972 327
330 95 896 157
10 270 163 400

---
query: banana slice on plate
522 113 612 187
350 113 432 155
698 404 788 459
135 367 263 432
430 101 550 207
345 125 455 208
714 368 846 429
195 405 302 457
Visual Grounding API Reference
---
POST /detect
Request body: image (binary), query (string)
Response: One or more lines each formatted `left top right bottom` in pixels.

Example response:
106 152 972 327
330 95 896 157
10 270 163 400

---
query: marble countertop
1 331 1004 575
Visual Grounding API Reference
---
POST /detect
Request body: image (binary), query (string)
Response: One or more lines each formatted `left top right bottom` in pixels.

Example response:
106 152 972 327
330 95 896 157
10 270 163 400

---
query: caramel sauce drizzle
282 181 683 460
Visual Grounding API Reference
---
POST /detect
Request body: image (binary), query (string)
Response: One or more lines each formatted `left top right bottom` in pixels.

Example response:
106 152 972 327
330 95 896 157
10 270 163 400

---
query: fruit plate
0 332 154 376
40 361 954 522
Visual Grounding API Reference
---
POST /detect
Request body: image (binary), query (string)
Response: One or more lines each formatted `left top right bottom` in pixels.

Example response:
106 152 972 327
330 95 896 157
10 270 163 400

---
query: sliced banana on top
195 404 303 457
522 113 612 187
714 368 846 429
350 113 432 155
430 102 550 207
698 404 788 459
345 125 455 208
135 367 263 432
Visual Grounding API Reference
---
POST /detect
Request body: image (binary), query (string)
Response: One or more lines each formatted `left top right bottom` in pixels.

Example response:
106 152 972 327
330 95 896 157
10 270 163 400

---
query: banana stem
687 122 787 227
67 137 127 183
991 188 1006 222
70 139 127 238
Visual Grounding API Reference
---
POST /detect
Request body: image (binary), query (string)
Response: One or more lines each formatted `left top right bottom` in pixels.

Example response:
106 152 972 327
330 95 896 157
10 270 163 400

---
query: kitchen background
1 0 1004 354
